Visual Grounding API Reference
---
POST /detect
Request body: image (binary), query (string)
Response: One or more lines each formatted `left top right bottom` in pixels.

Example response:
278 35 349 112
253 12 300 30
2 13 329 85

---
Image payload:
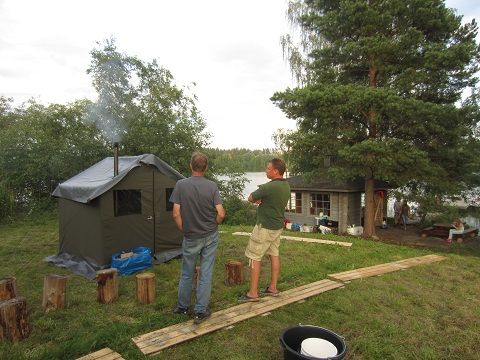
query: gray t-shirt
169 176 222 239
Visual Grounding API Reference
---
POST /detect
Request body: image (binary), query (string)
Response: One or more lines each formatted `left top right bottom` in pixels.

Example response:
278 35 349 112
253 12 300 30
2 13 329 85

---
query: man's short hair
270 158 286 176
191 152 208 172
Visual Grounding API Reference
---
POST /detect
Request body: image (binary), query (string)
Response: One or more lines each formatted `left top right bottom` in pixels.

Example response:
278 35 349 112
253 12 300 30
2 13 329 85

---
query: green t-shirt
251 178 290 230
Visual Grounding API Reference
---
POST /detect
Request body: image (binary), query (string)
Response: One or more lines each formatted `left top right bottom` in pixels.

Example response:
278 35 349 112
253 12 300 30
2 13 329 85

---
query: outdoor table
421 223 453 238
422 223 479 241
433 223 454 231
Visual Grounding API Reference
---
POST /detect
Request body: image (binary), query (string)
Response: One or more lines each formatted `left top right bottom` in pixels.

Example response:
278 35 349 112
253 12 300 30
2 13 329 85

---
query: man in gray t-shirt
169 152 225 324
170 175 222 239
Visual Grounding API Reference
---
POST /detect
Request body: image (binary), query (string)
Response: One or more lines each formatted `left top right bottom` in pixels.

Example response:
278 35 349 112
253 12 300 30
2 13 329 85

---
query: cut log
0 297 30 341
224 260 244 286
96 268 118 304
0 278 18 302
42 274 67 313
136 273 155 305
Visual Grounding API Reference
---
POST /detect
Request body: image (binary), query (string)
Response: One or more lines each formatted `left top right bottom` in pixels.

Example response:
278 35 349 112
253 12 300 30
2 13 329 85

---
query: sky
0 0 479 150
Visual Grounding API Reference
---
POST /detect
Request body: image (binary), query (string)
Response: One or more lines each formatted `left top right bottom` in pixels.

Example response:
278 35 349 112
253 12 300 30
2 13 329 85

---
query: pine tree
273 0 480 236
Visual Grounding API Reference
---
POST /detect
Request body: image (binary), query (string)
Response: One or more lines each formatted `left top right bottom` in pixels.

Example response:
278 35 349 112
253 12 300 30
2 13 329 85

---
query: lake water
461 216 480 228
218 172 267 199
243 172 268 198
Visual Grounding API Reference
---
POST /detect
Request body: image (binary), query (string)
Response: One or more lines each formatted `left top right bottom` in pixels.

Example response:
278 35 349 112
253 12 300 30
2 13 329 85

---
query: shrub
222 196 256 226
0 181 13 221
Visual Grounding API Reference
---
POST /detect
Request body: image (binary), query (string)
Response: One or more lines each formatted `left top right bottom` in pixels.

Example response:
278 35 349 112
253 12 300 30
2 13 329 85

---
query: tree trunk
363 165 376 237
42 274 67 313
0 278 18 302
0 297 30 341
363 58 379 238
135 273 155 305
96 268 118 304
224 260 244 286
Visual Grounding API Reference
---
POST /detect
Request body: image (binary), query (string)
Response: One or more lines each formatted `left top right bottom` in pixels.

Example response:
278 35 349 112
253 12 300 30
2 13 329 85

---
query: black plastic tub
279 325 347 360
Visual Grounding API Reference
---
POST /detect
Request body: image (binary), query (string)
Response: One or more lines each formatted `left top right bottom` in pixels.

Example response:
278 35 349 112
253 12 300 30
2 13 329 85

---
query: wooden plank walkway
232 231 353 247
132 279 344 356
76 347 124 360
328 254 447 282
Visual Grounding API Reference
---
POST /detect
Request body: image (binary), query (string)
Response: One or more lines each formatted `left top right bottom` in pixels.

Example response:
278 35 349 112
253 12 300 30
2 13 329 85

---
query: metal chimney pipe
113 142 119 176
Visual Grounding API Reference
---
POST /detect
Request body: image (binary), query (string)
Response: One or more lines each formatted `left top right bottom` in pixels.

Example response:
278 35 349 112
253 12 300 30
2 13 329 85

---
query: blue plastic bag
111 246 152 276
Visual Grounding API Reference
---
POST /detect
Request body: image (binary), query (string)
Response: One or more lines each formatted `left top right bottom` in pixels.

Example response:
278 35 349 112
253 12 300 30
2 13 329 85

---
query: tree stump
96 268 118 304
42 274 67 313
224 260 244 286
192 266 201 292
0 278 18 302
0 297 30 341
136 273 155 305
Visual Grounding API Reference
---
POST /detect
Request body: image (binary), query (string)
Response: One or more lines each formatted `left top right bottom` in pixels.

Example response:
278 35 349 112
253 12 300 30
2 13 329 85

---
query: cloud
0 0 476 149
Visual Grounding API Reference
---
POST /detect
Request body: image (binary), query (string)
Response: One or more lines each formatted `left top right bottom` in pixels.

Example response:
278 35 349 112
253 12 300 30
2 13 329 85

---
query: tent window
114 189 142 216
166 188 174 211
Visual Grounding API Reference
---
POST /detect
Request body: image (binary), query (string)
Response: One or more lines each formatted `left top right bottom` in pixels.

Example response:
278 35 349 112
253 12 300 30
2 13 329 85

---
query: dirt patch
370 224 480 252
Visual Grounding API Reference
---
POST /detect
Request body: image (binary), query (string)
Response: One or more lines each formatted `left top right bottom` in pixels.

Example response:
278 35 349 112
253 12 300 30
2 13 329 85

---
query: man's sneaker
172 306 188 315
193 310 211 324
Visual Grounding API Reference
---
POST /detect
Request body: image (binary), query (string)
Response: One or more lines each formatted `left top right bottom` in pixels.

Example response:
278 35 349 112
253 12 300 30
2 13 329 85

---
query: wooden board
76 347 124 360
132 279 344 356
328 254 447 282
232 232 353 247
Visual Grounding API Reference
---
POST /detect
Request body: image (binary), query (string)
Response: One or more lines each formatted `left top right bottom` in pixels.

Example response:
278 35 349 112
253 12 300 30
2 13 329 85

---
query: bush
222 196 257 226
0 181 13 221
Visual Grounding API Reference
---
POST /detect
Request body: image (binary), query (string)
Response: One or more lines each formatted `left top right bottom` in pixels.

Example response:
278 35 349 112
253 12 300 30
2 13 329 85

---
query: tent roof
52 154 184 203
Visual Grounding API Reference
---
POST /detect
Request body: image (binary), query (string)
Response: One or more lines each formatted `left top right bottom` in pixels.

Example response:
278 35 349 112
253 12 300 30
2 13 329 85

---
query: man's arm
248 194 262 204
216 204 226 224
172 203 183 233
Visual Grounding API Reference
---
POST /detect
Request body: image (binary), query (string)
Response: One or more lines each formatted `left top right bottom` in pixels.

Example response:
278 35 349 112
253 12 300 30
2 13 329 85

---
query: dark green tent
51 154 184 269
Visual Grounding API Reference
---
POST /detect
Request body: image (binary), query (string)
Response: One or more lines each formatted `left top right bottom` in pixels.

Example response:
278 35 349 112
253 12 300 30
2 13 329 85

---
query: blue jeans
177 231 219 313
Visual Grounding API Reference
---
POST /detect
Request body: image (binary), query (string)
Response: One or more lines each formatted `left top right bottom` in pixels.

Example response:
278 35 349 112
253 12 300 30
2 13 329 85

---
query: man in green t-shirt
238 158 290 302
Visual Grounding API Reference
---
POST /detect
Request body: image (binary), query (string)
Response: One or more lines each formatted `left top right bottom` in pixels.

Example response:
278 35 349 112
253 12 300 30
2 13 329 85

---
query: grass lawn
0 213 479 359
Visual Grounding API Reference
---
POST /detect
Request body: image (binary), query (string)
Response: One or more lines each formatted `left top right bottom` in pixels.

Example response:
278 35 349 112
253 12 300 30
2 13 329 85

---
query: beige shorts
245 224 283 261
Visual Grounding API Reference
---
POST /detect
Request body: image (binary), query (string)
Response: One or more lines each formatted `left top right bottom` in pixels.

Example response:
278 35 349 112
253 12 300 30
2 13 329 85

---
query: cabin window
309 193 330 216
114 189 142 216
165 188 174 211
286 192 302 213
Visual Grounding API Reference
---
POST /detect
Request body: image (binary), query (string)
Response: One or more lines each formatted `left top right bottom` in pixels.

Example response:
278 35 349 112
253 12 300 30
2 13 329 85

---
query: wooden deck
76 348 124 360
232 231 353 247
328 254 447 282
132 279 344 356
